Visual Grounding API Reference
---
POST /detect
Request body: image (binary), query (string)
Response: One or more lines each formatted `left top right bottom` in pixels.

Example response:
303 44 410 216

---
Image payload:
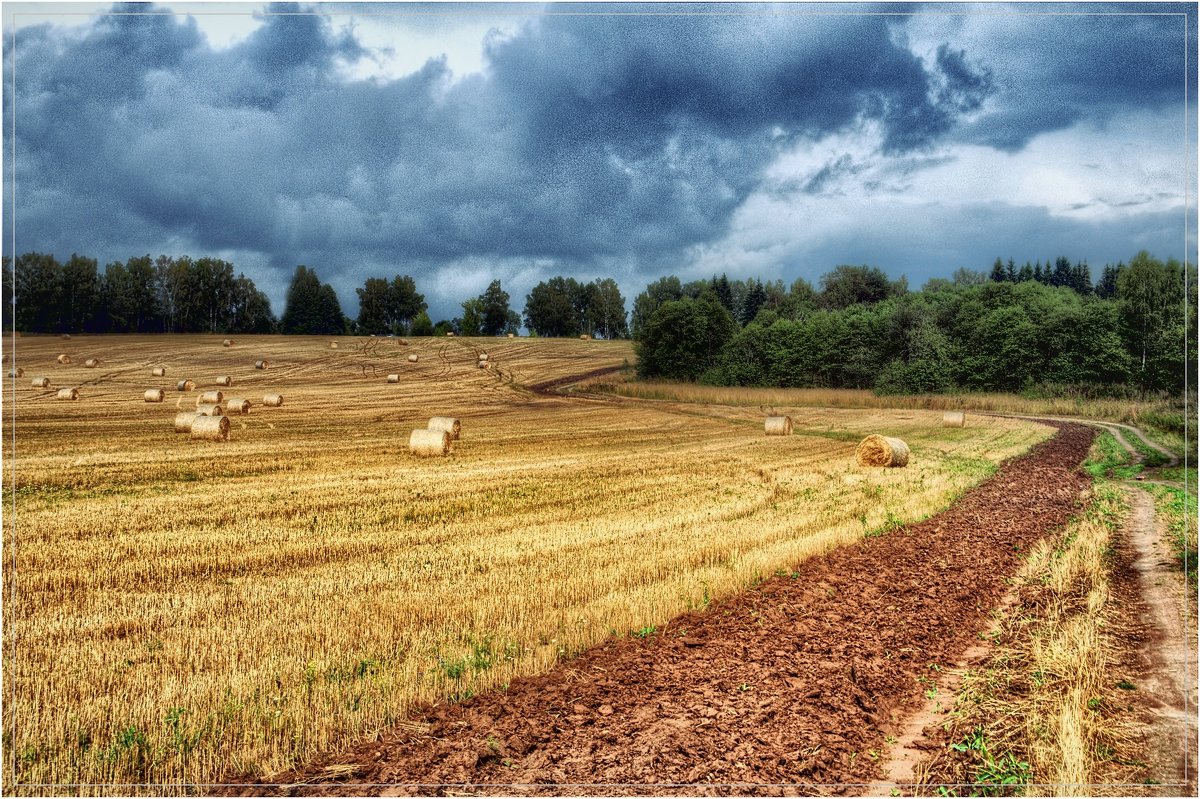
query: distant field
2 334 1052 791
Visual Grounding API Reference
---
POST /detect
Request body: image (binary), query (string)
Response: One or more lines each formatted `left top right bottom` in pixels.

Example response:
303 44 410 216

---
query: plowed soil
225 422 1094 797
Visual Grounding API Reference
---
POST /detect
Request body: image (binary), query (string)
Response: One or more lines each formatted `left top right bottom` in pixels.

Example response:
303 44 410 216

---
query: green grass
1084 432 1141 480
1157 465 1196 492
1146 483 1197 589
1123 430 1171 467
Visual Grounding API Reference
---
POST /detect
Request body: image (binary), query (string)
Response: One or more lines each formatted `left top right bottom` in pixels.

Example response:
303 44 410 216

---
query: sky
3 1 1197 322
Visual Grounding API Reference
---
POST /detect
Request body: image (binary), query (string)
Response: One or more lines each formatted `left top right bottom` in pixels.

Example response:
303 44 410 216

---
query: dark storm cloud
5 1 995 312
2 1 1189 319
954 6 1193 151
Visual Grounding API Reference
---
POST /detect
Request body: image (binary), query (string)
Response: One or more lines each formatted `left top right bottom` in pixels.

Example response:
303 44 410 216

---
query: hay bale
176 379 196 392
478 353 489 361
409 429 450 457
427 416 461 440
407 354 419 363
263 393 284 407
191 415 230 441
478 361 490 369
942 411 966 428
225 398 251 414
144 388 165 403
56 354 70 364
255 360 268 370
56 387 78 400
579 334 589 340
197 390 224 406
764 416 793 436
195 403 224 417
151 367 166 377
387 374 400 383
9 367 24 378
173 411 198 433
215 376 232 387
856 435 910 468
31 376 49 388
446 332 456 337
84 358 99 368
61 333 71 339
507 333 515 338
330 341 339 349
223 339 233 347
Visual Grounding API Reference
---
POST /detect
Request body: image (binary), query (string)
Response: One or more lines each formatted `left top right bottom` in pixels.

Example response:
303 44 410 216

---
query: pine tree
1005 258 1017 282
990 257 1006 282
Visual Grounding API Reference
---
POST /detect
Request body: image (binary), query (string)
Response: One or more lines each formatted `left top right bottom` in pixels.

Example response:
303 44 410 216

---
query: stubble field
2 334 1053 792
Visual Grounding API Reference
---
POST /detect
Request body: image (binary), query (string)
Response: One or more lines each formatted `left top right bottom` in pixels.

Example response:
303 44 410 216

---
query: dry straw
409 429 450 457
579 334 589 340
177 380 196 392
191 415 230 441
255 360 268 370
446 332 455 337
56 354 70 364
215 376 232 387
198 390 224 406
856 435 910 468
507 332 515 338
151 367 166 377
56 388 78 400
173 411 198 433
263 393 284 407
84 358 100 368
30 377 49 388
764 416 793 436
223 339 233 347
407 354 419 363
387 374 400 383
9 367 23 378
943 411 966 428
225 398 251 414
330 342 339 349
144 389 165 403
427 416 461 440
478 361 490 369
195 403 224 417
478 353 488 361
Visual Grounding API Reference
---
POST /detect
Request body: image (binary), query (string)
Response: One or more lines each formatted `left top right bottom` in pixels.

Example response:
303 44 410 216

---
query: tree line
633 253 1194 396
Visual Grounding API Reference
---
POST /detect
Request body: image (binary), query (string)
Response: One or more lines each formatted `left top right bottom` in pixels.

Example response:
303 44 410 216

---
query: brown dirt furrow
223 422 1095 797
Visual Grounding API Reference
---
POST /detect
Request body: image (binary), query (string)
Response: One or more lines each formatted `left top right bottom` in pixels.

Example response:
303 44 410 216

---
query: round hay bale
764 416 793 436
223 339 233 347
191 414 230 441
173 411 198 433
9 367 24 378
144 388 165 403
942 411 966 428
855 435 910 468
177 380 195 392
215 376 232 387
446 332 456 337
478 353 489 361
478 361 490 369
579 334 589 340
197 390 224 406
407 354 419 363
31 376 49 388
263 393 284 407
507 332 515 338
61 333 71 339
56 354 70 364
151 367 166 377
84 358 99 368
409 429 450 457
255 360 268 370
330 341 339 349
427 416 461 440
56 387 78 400
387 374 400 383
195 403 224 417
225 398 251 414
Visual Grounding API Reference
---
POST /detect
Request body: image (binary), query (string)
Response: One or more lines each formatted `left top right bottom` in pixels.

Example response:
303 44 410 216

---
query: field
1 334 1054 791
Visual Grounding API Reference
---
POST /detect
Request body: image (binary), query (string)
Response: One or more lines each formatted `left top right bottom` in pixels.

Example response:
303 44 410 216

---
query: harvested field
229 423 1094 796
1 334 1054 793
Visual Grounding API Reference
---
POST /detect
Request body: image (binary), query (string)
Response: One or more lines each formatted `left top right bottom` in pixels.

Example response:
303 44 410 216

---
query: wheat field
2 334 1053 793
